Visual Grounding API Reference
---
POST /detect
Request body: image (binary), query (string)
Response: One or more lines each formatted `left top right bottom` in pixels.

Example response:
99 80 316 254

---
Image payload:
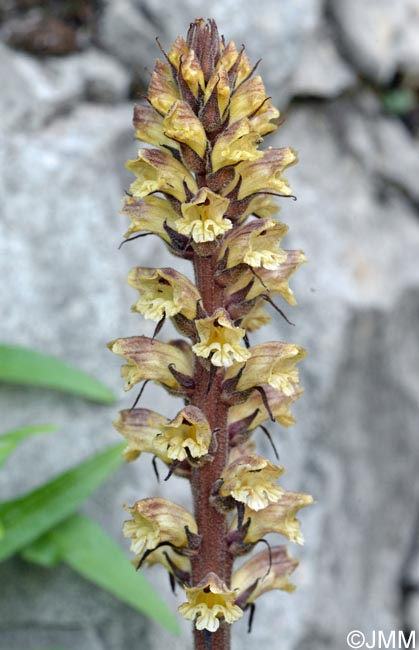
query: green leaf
23 514 179 634
0 425 58 468
382 88 417 115
0 443 124 562
21 533 62 568
0 344 116 404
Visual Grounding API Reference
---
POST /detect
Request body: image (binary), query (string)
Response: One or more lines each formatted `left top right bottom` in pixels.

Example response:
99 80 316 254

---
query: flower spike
111 18 313 649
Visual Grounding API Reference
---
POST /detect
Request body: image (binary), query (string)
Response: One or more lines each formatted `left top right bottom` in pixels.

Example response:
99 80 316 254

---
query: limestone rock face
330 0 419 84
1 3 419 649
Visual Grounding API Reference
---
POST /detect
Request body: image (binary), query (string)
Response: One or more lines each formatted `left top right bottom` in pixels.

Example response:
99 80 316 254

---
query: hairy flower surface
154 405 212 461
113 408 171 463
232 547 298 605
228 385 303 438
226 249 307 307
232 490 314 544
192 308 251 367
211 118 263 171
127 149 197 202
109 336 194 392
219 454 285 510
128 267 200 321
123 497 198 557
220 218 289 270
225 342 305 396
227 147 298 199
179 572 243 632
121 195 179 242
176 188 231 243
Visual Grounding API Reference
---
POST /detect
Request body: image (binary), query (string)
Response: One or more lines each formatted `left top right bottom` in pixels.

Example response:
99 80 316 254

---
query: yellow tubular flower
234 194 280 225
133 104 178 149
108 336 194 392
167 35 189 68
126 149 197 202
228 439 257 464
148 59 180 115
232 547 299 605
123 497 198 557
249 98 280 136
179 572 243 632
219 454 285 511
227 147 298 199
228 384 303 434
163 100 207 158
216 41 253 88
176 188 231 243
229 76 270 124
127 267 200 321
231 490 314 545
120 195 179 242
226 249 307 306
192 308 251 368
139 545 191 576
220 218 289 271
168 38 205 97
225 342 306 396
113 408 171 463
239 299 271 332
211 118 263 172
154 405 212 462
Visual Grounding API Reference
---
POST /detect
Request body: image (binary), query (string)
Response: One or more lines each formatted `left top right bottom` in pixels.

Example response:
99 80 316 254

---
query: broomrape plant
110 18 313 650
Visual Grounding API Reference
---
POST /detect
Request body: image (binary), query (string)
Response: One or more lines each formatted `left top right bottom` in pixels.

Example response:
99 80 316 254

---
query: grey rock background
1 1 419 649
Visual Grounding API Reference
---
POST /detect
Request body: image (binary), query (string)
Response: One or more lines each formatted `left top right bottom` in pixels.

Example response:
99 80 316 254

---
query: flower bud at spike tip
109 17 313 648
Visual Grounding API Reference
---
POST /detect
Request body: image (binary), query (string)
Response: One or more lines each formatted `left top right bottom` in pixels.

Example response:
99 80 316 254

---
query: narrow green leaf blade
0 344 116 404
23 514 179 634
21 531 61 568
0 443 124 562
0 425 58 468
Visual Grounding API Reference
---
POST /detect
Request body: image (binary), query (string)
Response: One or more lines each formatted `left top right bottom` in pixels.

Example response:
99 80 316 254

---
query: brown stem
191 253 232 650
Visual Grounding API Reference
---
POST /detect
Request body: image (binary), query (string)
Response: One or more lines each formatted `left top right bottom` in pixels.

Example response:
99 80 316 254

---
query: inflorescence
110 18 313 650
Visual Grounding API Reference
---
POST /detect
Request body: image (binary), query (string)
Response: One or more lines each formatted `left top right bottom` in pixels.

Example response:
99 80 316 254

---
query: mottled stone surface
1 2 419 649
290 27 357 98
330 0 419 83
